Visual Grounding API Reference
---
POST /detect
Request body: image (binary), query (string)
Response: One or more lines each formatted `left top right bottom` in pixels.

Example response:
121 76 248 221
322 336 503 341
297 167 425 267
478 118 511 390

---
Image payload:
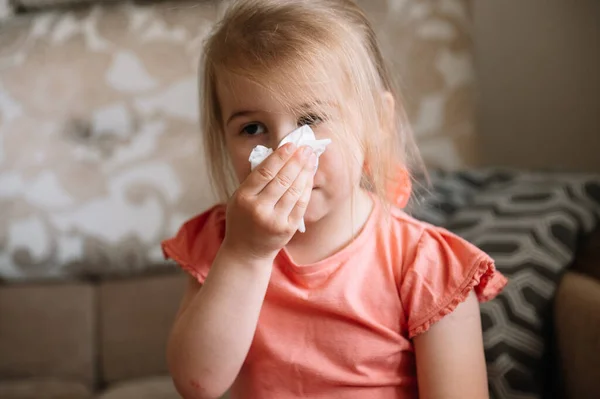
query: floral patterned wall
0 0 477 279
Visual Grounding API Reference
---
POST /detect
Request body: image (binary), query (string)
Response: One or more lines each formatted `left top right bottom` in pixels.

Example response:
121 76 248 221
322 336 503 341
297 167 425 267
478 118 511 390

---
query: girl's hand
222 143 316 262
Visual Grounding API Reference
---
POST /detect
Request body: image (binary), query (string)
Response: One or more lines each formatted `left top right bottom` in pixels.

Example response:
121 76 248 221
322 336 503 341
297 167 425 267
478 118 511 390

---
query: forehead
216 72 277 114
215 68 347 118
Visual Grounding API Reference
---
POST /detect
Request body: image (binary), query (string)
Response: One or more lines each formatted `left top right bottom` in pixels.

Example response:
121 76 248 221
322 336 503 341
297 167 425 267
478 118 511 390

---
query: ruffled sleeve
161 205 226 284
400 226 507 338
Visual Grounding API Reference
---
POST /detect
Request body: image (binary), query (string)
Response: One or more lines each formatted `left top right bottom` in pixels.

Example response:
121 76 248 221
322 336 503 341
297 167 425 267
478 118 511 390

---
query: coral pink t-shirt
162 201 507 399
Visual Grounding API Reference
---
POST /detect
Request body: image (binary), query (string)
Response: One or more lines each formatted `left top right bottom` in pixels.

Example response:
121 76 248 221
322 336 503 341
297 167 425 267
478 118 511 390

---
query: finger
241 143 296 195
287 168 315 229
276 152 316 216
258 146 313 205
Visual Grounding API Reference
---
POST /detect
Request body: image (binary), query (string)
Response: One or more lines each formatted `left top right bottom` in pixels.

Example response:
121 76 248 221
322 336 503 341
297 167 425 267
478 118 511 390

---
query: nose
269 121 298 149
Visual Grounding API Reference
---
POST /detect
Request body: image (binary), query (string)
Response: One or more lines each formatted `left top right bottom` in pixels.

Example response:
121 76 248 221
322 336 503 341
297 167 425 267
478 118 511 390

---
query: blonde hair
200 0 420 204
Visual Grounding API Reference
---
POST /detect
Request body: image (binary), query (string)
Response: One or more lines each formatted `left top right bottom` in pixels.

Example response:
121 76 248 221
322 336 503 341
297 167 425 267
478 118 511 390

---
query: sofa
0 270 186 399
0 243 599 399
2 168 600 399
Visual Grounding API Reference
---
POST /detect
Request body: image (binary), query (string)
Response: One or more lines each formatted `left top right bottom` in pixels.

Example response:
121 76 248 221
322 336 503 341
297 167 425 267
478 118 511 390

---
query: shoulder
385 206 487 265
161 204 227 282
384 206 507 337
172 204 227 243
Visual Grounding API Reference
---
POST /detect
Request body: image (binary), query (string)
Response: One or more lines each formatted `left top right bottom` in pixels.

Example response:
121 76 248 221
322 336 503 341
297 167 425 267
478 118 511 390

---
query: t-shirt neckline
278 196 381 276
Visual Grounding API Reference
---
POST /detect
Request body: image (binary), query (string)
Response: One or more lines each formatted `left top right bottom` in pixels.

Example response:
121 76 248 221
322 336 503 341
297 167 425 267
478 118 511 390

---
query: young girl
162 1 507 398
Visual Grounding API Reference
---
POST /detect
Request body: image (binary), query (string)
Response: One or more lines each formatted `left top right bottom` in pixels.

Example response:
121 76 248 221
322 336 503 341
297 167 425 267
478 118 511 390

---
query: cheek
316 143 364 186
226 140 253 184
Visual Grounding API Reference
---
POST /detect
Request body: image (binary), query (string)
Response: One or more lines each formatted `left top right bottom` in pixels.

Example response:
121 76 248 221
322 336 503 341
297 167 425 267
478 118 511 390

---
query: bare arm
166 143 316 399
413 292 489 399
167 251 272 399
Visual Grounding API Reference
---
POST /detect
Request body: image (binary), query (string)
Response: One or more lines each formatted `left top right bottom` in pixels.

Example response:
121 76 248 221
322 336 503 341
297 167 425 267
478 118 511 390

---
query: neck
286 189 374 264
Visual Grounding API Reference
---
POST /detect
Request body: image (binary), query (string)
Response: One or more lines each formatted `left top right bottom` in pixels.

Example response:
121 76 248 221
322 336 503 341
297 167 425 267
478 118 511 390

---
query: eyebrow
225 102 333 126
226 110 256 126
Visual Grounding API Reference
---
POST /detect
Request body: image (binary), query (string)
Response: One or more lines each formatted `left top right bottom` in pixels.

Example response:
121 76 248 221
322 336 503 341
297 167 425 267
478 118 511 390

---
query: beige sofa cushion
0 282 95 388
99 272 186 384
555 272 600 399
0 378 91 399
97 375 231 399
97 376 178 399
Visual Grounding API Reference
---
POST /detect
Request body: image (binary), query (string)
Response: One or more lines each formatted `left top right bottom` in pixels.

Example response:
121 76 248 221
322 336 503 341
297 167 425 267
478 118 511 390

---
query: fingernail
302 146 312 157
282 143 295 154
308 152 317 166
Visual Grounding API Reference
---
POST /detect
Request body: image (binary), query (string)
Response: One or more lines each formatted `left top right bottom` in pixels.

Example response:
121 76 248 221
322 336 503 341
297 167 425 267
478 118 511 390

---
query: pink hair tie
387 167 412 209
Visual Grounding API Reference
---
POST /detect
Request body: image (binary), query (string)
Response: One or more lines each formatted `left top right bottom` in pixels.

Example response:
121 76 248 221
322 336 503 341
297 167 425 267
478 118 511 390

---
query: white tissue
248 125 332 233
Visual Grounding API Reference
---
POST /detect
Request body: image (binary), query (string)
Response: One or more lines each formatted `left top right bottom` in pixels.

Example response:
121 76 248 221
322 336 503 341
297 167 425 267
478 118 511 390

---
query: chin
303 194 329 224
303 209 325 225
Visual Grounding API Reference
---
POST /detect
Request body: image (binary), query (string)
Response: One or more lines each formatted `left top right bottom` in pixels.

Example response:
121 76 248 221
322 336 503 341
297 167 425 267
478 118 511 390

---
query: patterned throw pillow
0 0 476 280
414 170 600 399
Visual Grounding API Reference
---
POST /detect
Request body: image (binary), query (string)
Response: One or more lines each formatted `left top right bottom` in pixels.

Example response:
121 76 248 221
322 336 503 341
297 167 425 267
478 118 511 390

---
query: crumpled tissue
248 125 332 233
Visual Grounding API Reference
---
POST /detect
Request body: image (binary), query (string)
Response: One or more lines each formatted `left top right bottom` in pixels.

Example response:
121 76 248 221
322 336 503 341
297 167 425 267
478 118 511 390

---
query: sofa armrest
555 272 600 399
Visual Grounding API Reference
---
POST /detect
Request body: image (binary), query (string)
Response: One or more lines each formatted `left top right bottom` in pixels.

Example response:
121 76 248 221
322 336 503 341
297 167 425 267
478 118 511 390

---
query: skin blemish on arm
189 379 202 391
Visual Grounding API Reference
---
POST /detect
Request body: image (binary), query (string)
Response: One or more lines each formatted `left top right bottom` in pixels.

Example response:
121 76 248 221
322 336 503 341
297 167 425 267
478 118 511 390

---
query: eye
297 113 325 127
241 123 266 136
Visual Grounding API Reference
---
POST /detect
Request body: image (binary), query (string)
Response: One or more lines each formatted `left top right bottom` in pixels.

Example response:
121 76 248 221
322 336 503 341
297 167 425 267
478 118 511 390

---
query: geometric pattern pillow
412 169 600 399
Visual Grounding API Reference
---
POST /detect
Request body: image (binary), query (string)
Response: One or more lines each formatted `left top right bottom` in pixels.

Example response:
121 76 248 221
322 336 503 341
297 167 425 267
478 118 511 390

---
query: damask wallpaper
0 0 478 279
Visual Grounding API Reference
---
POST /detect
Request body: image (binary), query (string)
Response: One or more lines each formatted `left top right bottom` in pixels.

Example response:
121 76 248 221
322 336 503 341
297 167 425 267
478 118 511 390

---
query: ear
382 91 395 116
381 91 396 135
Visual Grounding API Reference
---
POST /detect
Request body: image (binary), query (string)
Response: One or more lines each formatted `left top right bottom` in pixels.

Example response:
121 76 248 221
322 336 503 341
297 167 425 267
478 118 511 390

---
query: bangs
215 60 349 122
206 23 358 121
204 0 374 120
